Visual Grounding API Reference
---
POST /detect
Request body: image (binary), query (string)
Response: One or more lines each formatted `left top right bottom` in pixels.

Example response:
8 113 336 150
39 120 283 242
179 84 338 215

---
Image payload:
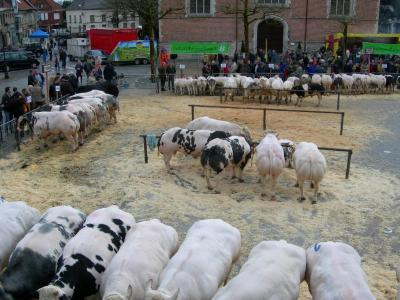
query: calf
0 201 39 270
101 219 178 300
255 133 285 200
213 240 306 300
157 127 230 170
18 111 80 152
306 241 375 300
145 219 241 300
293 142 327 204
186 116 252 142
38 205 135 300
1 206 86 299
292 83 324 107
201 136 251 193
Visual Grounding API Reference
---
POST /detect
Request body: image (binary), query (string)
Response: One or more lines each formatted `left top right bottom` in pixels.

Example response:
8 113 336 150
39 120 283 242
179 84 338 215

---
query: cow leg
260 175 267 197
231 166 236 179
312 181 320 204
297 180 306 202
270 176 277 201
317 94 322 107
237 167 244 183
205 169 213 190
79 131 84 145
65 134 77 152
163 153 173 171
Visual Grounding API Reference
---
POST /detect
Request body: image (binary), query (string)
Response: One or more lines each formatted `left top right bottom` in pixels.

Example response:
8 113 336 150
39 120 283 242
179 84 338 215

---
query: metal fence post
263 109 266 130
345 150 352 179
219 87 223 103
337 92 340 111
340 113 344 135
143 135 148 164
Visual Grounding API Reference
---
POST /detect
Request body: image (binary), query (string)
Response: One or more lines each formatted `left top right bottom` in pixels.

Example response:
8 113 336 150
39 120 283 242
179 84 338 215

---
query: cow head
17 113 35 137
145 280 179 300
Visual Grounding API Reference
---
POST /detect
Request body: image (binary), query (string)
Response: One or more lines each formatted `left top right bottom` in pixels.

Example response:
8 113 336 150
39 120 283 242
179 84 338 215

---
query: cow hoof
44 144 48 148
298 197 306 202
294 183 299 187
238 178 244 183
231 175 236 179
261 193 267 197
207 186 213 191
310 182 314 188
79 142 84 146
214 190 221 194
270 195 276 201
312 200 317 204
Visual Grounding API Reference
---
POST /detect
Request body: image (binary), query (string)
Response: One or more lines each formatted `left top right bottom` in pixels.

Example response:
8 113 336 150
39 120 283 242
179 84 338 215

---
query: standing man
59 48 67 69
75 60 84 84
103 62 116 83
1 87 13 130
158 63 167 91
166 63 176 91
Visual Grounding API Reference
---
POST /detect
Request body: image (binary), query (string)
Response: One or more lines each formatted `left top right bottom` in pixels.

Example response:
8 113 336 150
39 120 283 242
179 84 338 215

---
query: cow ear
170 288 180 300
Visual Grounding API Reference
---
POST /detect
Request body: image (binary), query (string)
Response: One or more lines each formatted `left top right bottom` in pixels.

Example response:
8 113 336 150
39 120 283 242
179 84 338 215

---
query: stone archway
253 15 288 54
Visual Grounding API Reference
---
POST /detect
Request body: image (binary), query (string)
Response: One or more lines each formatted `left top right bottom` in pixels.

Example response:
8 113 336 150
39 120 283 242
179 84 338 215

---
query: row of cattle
0 200 376 300
17 90 119 152
158 116 326 204
174 73 398 106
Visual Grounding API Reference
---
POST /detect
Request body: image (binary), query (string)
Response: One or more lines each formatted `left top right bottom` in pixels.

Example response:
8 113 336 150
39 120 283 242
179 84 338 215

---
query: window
40 13 48 20
79 15 82 23
189 0 211 15
83 25 86 31
74 15 76 23
69 15 71 23
102 24 107 27
90 15 95 22
101 14 106 22
123 22 127 28
330 0 352 16
91 24 95 28
130 22 135 28
257 0 286 4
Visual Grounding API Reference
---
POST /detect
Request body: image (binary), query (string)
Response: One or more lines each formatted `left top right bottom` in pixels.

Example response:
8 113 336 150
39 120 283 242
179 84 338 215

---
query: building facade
159 0 380 54
30 0 65 32
66 0 139 34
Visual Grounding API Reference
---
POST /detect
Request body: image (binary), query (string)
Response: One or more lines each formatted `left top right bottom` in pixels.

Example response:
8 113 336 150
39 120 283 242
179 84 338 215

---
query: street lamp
3 52 9 79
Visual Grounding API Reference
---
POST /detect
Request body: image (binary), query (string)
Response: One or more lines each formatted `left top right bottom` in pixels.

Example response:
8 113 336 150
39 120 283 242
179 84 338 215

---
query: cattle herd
158 116 326 204
174 73 399 106
17 90 119 152
0 198 376 300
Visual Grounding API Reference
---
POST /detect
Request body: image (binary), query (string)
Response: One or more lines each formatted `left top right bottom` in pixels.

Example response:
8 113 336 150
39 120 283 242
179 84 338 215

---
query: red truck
87 28 139 54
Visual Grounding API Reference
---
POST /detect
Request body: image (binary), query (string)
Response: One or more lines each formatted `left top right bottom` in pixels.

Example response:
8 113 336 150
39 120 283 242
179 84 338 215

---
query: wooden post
340 113 344 135
263 109 266 130
191 105 195 120
143 135 148 164
345 150 352 179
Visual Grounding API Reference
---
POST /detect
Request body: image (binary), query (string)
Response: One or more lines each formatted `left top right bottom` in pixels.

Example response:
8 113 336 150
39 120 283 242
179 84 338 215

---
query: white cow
256 133 285 201
186 116 252 141
213 240 306 300
0 201 39 270
306 241 375 300
145 219 241 300
101 219 179 300
293 142 327 204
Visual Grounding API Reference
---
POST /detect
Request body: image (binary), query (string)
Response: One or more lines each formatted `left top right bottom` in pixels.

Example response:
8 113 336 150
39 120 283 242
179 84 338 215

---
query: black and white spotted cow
157 127 230 170
201 136 252 193
0 206 86 299
38 205 135 300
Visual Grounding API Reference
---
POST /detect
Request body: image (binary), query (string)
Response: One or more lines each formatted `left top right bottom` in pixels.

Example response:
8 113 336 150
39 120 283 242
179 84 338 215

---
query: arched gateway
254 16 288 54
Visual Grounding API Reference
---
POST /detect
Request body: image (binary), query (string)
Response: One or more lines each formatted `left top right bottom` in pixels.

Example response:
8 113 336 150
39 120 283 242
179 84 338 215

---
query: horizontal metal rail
188 104 345 135
139 134 352 179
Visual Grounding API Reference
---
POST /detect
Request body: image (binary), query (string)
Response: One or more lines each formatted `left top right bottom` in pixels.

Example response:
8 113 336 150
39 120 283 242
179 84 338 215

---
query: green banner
362 42 400 55
170 42 230 54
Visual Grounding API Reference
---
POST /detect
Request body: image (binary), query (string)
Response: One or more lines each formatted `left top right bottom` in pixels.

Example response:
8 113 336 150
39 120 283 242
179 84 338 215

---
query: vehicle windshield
92 50 107 56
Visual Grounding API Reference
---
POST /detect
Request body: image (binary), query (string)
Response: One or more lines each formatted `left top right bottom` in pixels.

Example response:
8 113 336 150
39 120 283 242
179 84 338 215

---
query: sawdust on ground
0 93 399 299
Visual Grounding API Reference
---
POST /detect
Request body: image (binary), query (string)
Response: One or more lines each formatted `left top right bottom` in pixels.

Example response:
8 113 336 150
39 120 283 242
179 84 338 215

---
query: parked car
23 43 44 57
0 50 40 71
84 49 109 64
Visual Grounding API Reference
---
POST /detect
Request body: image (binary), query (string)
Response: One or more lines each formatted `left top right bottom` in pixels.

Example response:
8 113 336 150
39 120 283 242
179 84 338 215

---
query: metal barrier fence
188 104 345 135
139 134 352 179
0 94 70 152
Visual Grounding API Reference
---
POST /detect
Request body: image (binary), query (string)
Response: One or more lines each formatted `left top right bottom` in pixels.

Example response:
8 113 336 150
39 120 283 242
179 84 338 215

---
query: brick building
159 0 380 54
30 0 64 32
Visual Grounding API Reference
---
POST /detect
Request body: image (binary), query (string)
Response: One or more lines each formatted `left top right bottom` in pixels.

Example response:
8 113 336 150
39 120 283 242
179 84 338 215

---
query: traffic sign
42 64 51 73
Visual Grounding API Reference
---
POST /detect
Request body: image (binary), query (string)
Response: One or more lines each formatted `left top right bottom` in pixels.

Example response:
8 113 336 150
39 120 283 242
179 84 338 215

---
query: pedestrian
75 60 84 84
54 55 60 72
59 48 67 69
84 60 93 82
103 62 116 83
42 46 48 63
48 44 53 61
31 81 45 109
95 65 103 81
1 87 13 132
22 88 32 111
158 63 167 91
88 70 97 84
33 69 45 93
166 63 176 91
28 69 36 86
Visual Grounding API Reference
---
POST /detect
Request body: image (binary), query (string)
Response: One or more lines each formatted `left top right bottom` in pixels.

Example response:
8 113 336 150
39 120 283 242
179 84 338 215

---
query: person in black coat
28 70 36 86
103 63 117 83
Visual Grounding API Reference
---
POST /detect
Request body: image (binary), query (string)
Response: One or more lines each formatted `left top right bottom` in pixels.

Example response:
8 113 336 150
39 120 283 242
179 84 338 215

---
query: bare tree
222 0 284 55
118 0 184 80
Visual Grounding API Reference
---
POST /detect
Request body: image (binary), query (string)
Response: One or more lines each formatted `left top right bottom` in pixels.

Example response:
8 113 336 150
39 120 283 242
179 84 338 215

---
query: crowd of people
200 44 400 79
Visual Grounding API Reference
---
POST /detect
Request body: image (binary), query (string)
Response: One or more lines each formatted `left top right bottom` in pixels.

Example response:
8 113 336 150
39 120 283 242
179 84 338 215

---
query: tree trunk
243 10 249 56
342 22 348 70
149 27 156 82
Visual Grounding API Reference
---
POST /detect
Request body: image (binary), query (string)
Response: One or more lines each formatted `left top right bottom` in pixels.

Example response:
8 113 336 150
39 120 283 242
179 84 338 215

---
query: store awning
29 29 49 39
